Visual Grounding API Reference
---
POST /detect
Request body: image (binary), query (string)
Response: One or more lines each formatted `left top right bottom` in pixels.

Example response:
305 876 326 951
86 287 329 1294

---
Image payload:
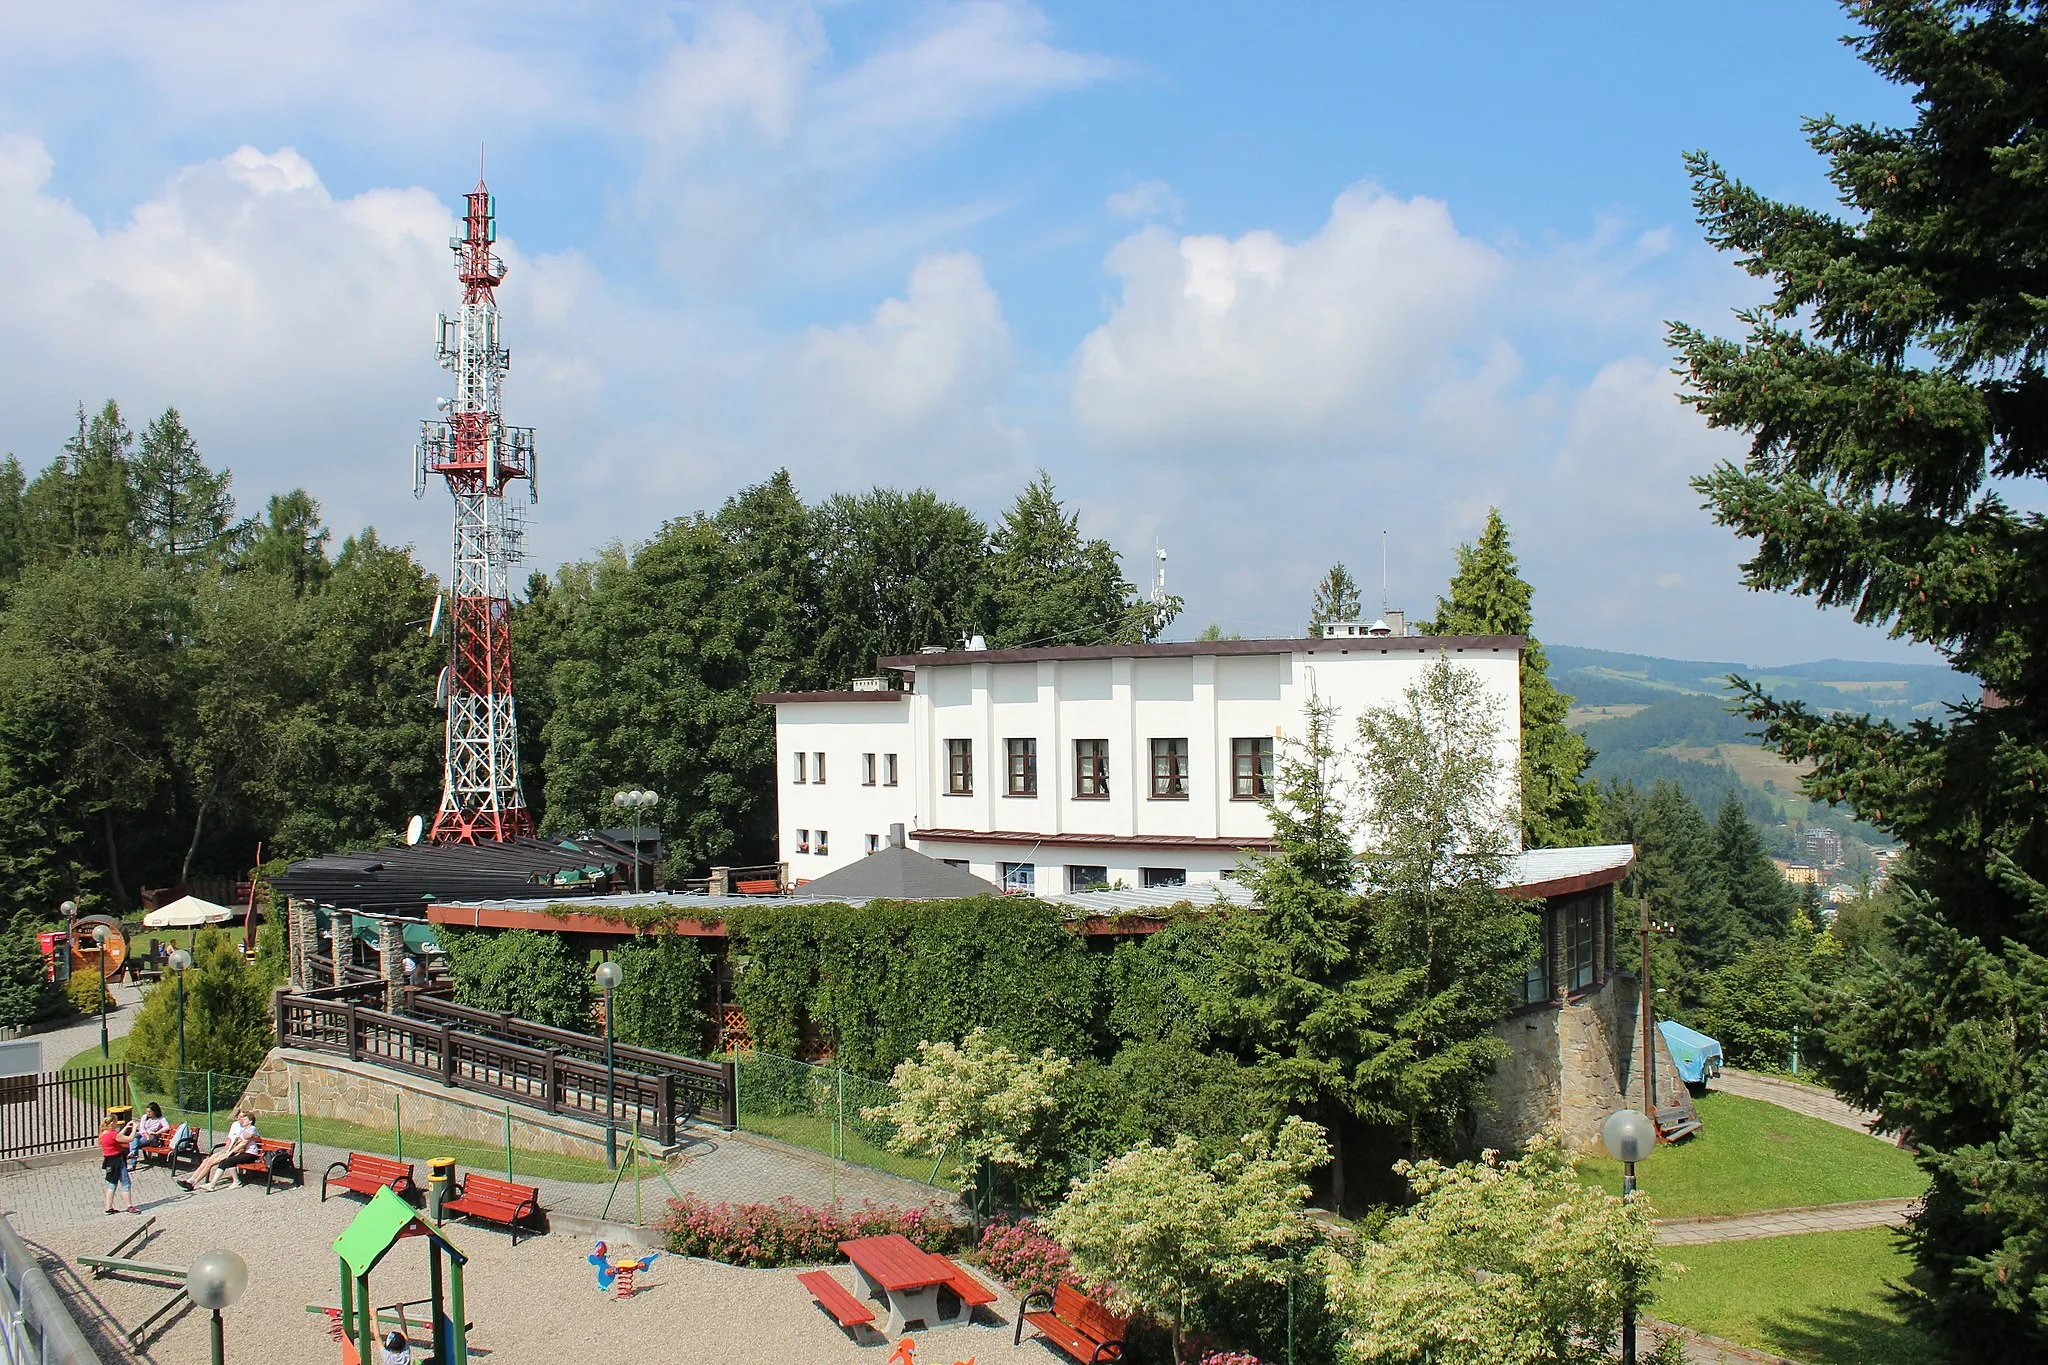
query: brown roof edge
1503 864 1635 901
912 828 1277 851
877 635 1524 669
755 690 910 704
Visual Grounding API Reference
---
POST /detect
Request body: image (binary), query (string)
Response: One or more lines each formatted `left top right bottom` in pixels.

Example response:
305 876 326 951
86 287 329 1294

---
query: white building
759 624 1524 894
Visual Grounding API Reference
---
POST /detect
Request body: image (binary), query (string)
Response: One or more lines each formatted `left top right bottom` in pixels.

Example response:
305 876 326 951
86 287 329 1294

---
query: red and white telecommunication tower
415 177 536 843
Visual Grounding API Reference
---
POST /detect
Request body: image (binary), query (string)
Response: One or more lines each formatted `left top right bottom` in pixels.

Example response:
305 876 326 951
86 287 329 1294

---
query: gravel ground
7 1153 1063 1365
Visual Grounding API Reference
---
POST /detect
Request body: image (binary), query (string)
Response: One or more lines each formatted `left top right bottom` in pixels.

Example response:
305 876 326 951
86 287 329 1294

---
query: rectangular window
1000 862 1035 894
813 752 826 785
865 833 881 854
1522 946 1549 1005
796 828 810 854
1232 738 1274 799
1067 865 1109 893
815 829 829 856
862 753 877 786
1150 738 1190 798
1074 739 1109 798
1141 867 1186 889
942 859 970 871
793 752 807 784
946 739 973 795
1565 897 1597 992
884 753 899 786
1006 738 1038 796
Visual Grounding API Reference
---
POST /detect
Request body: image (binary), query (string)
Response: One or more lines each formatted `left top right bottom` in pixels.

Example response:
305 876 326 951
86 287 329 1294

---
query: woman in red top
99 1115 137 1214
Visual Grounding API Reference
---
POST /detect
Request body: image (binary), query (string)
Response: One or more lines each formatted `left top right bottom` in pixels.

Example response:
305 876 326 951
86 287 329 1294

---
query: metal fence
0 1212 103 1365
122 1064 254 1150
0 1067 127 1163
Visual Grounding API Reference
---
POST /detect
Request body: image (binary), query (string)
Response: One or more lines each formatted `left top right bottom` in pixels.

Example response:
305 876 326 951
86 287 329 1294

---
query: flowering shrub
658 1196 964 1268
1195 1353 1267 1365
977 1219 1077 1301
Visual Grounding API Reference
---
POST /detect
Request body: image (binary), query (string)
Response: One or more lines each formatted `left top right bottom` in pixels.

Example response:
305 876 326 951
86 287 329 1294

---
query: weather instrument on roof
414 172 537 844
426 593 443 637
404 815 425 847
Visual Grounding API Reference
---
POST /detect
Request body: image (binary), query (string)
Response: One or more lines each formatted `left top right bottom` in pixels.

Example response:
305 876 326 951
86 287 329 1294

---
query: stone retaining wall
241 1047 671 1162
1481 976 1694 1153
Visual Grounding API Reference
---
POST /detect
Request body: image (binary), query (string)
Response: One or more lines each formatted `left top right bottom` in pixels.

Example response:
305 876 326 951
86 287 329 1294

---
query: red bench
931 1254 998 1317
443 1172 543 1245
796 1269 876 1336
133 1128 198 1174
230 1137 302 1193
322 1152 419 1204
734 878 781 895
1015 1283 1126 1363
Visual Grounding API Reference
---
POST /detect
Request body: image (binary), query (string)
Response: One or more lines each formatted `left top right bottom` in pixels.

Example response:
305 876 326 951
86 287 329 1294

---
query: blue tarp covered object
1659 1019 1724 1085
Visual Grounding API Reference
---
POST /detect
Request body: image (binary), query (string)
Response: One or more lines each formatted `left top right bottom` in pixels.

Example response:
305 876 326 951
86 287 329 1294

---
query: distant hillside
1546 644 1978 720
1544 645 1977 873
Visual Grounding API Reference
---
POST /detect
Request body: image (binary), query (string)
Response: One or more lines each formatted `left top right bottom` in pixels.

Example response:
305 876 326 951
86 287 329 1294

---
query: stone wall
240 1047 670 1162
1481 975 1695 1154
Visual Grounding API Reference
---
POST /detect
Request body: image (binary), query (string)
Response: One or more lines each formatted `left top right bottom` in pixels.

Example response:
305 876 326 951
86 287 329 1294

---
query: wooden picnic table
838 1234 981 1337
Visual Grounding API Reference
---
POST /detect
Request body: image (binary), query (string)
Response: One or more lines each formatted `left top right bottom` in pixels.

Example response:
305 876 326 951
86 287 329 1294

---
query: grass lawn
1578 1090 1926 1218
1655 1227 1936 1365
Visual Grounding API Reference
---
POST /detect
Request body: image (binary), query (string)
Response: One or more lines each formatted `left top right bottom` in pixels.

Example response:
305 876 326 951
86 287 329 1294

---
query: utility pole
1639 897 1657 1116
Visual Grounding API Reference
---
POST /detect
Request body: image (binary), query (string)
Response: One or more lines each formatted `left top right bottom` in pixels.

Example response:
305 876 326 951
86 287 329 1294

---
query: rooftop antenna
1381 529 1389 612
1150 541 1169 607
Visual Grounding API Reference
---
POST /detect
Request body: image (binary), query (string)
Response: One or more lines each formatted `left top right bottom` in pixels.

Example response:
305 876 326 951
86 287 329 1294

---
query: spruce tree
1426 508 1600 848
986 472 1179 647
1711 793 1797 947
1308 562 1363 635
1670 4 2048 1348
132 408 233 561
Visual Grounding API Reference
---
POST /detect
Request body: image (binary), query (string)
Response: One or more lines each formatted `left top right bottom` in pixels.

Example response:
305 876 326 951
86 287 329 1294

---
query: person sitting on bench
127 1102 169 1160
180 1112 260 1191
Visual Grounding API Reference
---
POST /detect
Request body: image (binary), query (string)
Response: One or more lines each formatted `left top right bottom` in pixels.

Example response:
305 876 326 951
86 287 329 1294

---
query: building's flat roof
755 690 909 704
1501 843 1637 900
876 634 1523 669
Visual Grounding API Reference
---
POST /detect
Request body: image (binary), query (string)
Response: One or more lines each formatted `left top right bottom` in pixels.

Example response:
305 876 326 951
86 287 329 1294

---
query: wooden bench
443 1172 543 1245
1655 1103 1702 1143
931 1254 998 1318
230 1137 302 1193
322 1152 419 1204
133 1129 198 1174
1015 1283 1126 1363
796 1269 876 1335
734 878 781 895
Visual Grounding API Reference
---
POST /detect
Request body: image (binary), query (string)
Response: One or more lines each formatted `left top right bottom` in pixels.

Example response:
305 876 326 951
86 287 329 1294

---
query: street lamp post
594 959 622 1168
1602 1109 1658 1365
169 949 193 1077
186 1247 249 1365
92 923 110 1059
611 789 658 893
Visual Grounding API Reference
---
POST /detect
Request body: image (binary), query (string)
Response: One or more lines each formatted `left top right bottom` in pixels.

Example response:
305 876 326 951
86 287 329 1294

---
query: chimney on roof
888 823 906 849
1383 609 1405 636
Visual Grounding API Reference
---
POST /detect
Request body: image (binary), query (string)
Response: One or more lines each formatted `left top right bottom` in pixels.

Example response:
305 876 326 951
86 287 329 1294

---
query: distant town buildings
1774 858 1822 886
1802 827 1846 869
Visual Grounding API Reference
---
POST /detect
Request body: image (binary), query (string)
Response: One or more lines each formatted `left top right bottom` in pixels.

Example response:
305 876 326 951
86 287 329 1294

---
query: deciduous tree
867 1026 1071 1197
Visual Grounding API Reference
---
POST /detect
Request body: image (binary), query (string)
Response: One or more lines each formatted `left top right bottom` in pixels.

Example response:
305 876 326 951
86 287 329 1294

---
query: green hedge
727 896 1103 1078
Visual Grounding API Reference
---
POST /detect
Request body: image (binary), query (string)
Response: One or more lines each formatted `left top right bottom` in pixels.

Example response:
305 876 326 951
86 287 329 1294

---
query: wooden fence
0 1065 128 1161
275 994 736 1145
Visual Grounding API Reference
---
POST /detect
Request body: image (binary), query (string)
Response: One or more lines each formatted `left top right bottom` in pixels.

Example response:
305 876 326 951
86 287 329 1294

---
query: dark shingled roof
276 833 654 915
798 845 1002 900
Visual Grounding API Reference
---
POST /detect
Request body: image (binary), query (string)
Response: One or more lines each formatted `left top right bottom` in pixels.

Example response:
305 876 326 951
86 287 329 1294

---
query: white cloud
1105 179 1182 222
1073 186 1505 448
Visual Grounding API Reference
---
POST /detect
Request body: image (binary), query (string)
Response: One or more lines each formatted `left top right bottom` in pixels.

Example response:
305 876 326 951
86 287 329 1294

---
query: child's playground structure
325 1186 475 1364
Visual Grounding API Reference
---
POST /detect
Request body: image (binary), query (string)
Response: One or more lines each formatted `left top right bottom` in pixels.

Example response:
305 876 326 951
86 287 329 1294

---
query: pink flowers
658 1196 964 1268
976 1219 1110 1302
1194 1354 1268 1365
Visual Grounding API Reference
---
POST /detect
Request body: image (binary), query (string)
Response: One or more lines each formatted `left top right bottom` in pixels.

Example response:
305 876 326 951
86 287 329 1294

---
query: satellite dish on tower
427 594 443 637
435 666 451 708
405 815 425 846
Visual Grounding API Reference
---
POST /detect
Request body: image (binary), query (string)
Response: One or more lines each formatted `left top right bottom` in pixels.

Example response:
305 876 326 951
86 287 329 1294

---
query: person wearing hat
381 1328 411 1365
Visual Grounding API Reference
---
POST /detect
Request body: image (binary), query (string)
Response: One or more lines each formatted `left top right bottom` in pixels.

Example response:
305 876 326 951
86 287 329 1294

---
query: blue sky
0 1 1932 665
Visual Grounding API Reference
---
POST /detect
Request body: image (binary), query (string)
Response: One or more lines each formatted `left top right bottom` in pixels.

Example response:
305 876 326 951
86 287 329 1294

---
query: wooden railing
275 994 736 1144
400 993 735 1129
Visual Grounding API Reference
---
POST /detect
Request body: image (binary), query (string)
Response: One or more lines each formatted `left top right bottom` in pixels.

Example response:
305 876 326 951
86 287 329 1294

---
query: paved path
1655 1197 1918 1246
1715 1069 1896 1141
17 980 146 1071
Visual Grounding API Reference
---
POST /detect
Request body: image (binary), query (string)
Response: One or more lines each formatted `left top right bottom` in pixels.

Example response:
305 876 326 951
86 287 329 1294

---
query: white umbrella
142 895 237 929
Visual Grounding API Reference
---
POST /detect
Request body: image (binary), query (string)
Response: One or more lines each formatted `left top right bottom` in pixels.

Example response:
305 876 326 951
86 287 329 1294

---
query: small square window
1000 862 1035 894
1074 739 1109 798
1150 738 1189 798
947 739 973 795
1141 867 1187 889
942 858 970 870
1232 737 1274 799
796 828 810 854
793 752 807 784
1067 865 1109 893
884 753 899 786
862 753 877 786
813 752 826 785
1006 738 1038 796
815 829 829 856
865 833 881 854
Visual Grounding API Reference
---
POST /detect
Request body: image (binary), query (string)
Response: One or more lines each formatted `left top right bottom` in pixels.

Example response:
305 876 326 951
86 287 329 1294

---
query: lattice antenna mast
415 178 538 843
